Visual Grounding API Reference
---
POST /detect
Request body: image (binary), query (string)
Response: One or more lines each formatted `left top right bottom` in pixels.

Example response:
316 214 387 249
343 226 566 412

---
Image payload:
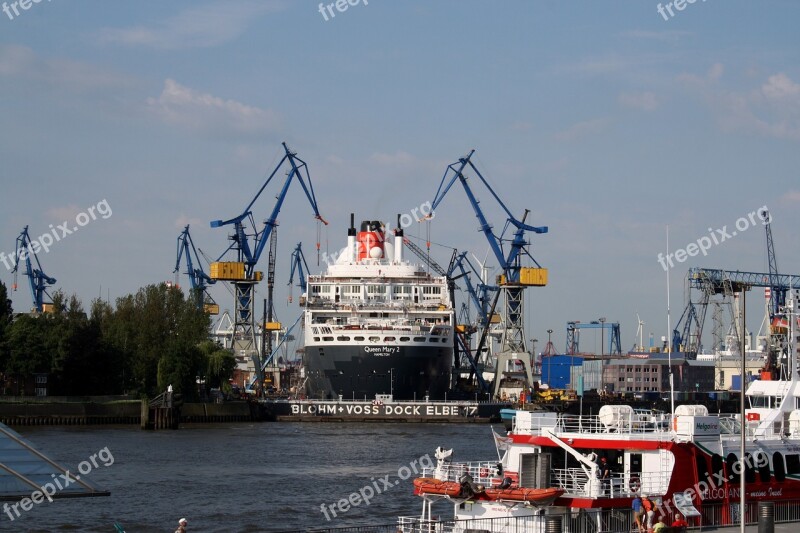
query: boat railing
397 513 544 533
518 411 671 436
420 461 506 487
551 467 669 498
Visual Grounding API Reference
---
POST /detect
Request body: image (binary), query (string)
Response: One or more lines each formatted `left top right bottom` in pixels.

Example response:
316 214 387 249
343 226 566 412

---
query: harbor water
4 422 497 532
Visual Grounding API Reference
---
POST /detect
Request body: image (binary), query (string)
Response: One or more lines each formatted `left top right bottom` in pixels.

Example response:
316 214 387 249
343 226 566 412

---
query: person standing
175 518 188 533
642 496 655 531
599 456 611 496
631 494 645 533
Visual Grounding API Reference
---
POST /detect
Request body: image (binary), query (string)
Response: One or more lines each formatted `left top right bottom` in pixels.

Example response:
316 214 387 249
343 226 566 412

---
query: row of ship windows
619 377 660 382
699 451 800 484
311 285 442 295
313 336 449 343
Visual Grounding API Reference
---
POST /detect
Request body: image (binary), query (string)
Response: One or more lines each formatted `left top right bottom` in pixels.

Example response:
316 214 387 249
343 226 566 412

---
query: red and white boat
400 290 800 531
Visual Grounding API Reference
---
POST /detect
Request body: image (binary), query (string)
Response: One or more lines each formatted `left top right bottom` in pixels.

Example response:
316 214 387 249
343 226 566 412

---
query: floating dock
257 399 508 423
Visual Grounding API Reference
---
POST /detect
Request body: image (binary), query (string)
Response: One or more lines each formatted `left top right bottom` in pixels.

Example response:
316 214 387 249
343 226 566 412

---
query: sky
1 1 799 354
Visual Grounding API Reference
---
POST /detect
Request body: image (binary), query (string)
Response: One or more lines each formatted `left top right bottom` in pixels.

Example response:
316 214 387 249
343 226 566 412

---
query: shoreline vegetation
0 281 236 403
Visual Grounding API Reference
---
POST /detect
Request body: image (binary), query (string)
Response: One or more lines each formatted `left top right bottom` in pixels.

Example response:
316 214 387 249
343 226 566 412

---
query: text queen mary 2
301 214 454 401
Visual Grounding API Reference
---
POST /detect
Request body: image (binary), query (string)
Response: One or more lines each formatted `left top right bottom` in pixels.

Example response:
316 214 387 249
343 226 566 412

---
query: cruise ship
302 215 454 400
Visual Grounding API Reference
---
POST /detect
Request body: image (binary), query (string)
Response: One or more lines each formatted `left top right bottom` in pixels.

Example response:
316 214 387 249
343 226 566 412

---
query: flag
492 428 512 451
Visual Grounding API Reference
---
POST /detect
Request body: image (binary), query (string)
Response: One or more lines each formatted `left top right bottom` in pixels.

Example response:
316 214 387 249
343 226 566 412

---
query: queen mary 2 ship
302 215 454 401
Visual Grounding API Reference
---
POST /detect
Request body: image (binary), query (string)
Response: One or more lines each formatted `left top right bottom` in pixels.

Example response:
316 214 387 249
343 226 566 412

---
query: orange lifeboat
413 478 462 497
483 486 564 504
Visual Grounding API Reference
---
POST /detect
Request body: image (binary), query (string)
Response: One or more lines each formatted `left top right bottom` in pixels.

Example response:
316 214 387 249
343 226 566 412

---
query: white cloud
0 45 133 91
780 190 800 205
98 2 286 50
679 65 800 141
554 118 610 142
145 79 280 136
618 92 659 111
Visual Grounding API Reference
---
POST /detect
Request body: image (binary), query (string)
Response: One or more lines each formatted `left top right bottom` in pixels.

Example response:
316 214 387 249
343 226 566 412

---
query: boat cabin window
711 454 724 483
399 337 410 342
726 453 740 484
756 452 771 483
773 452 786 482
354 336 365 341
749 395 767 408
323 336 334 342
337 336 350 341
743 453 756 483
369 336 380 342
785 454 800 475
695 454 709 485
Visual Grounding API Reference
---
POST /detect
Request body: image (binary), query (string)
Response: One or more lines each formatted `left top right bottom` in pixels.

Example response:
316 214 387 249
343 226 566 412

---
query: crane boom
11 226 56 313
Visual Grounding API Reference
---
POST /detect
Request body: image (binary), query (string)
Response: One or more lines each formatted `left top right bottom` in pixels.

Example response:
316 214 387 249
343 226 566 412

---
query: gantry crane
287 242 309 303
209 142 326 385
11 226 56 313
174 225 219 315
429 149 548 397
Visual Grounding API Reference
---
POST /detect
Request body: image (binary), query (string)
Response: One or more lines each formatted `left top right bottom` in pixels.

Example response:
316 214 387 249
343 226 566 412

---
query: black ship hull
304 344 453 400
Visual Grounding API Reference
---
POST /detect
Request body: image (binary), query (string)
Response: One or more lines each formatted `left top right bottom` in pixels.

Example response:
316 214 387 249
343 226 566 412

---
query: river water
5 422 498 532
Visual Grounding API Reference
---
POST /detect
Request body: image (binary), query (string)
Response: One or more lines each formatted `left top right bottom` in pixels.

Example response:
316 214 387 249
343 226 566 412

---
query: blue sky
1 1 799 353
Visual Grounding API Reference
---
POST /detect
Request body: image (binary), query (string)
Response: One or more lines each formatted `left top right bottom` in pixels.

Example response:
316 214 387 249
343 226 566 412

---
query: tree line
0 281 235 399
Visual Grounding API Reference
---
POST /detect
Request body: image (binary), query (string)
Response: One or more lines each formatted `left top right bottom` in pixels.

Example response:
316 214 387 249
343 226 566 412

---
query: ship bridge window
393 285 411 294
785 454 800 475
750 396 769 408
422 286 442 295
773 452 786 482
367 285 387 294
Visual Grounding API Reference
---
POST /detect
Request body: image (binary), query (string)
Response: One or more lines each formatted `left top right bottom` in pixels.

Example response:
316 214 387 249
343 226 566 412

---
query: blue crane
210 142 326 392
174 225 218 315
762 208 784 319
288 242 309 296
566 321 622 355
11 226 56 313
429 149 548 396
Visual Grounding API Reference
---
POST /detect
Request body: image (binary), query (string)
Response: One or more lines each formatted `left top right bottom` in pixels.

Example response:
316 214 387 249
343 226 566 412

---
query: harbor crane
11 226 56 313
174 225 219 315
401 235 491 393
428 149 548 397
287 242 310 300
209 142 326 387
